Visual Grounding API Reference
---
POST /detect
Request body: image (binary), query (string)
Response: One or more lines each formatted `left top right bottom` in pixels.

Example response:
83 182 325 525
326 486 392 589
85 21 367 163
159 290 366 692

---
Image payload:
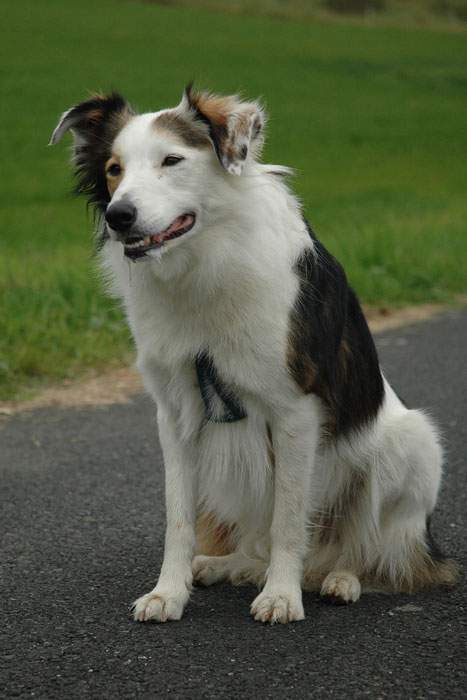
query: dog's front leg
133 407 196 623
251 397 320 624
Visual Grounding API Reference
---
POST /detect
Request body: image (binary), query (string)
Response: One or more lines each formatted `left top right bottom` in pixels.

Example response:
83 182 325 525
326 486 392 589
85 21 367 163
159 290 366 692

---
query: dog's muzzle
106 204 196 261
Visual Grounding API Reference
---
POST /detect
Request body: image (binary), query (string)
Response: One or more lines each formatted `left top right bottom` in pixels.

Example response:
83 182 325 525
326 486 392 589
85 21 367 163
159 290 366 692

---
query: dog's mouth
123 213 196 260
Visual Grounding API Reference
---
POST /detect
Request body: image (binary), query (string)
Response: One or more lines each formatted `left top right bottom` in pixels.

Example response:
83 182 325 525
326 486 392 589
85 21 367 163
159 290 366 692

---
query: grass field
1 0 467 400
153 0 467 31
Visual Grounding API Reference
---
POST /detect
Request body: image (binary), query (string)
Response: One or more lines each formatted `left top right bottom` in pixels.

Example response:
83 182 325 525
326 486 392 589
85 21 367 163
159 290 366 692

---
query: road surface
1 309 466 698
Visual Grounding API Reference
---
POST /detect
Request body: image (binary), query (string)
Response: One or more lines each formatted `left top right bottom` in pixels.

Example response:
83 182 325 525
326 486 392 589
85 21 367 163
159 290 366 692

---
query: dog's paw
250 587 305 624
320 571 361 604
132 589 189 623
192 555 227 586
230 561 266 587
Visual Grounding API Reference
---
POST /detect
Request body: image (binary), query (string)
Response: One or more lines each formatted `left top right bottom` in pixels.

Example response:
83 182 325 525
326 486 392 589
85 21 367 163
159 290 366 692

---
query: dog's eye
107 163 122 177
162 155 184 167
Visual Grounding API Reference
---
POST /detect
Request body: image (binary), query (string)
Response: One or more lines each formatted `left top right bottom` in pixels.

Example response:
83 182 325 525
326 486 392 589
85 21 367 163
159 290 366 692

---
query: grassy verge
1 0 466 400
146 0 467 32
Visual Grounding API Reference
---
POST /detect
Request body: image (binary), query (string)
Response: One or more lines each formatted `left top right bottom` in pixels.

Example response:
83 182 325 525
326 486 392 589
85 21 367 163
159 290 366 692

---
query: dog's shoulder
288 221 384 435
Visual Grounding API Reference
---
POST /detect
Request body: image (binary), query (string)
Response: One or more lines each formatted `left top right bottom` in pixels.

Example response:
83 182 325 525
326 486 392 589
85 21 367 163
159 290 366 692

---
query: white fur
92 105 445 623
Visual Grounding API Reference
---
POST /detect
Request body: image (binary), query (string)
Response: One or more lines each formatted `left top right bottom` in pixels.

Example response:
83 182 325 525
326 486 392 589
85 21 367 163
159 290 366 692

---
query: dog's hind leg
304 404 457 599
193 552 267 587
370 408 459 592
320 570 362 604
347 406 459 592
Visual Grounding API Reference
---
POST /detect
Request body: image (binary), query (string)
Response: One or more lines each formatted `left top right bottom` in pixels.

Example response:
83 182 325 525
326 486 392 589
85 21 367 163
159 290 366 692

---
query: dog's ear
49 93 133 146
180 84 266 175
49 93 133 212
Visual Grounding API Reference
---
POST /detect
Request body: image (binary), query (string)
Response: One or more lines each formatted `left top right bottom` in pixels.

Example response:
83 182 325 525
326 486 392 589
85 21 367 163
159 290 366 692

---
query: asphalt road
1 310 466 699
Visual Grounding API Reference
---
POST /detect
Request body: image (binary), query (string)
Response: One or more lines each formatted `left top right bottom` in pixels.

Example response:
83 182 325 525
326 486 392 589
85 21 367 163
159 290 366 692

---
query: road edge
0 302 458 416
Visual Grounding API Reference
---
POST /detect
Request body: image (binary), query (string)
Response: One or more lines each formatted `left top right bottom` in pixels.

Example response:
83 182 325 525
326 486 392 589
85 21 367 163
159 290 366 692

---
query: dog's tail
415 515 460 589
375 515 460 593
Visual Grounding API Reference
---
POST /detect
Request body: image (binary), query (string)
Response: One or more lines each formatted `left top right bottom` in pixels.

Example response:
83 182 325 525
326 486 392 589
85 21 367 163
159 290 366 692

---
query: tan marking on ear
105 155 123 196
195 512 235 556
189 91 238 127
86 108 105 124
184 89 265 174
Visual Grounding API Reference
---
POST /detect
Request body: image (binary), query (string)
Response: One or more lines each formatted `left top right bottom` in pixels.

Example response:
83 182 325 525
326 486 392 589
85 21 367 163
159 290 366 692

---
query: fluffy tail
415 515 460 590
376 515 459 593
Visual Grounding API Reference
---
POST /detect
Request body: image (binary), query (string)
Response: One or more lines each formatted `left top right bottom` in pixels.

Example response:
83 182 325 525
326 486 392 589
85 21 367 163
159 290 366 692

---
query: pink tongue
152 215 193 244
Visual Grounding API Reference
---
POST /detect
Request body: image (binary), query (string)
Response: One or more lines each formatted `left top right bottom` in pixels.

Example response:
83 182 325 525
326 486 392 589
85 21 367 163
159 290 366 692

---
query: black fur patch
288 222 384 436
67 93 133 246
195 351 247 423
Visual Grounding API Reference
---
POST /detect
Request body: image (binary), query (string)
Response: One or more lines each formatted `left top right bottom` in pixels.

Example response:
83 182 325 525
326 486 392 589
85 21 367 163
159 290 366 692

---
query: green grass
1 0 467 400
150 0 467 31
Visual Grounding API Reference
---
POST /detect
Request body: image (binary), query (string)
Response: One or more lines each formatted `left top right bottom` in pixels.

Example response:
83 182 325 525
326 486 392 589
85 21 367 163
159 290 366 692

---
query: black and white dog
51 86 457 623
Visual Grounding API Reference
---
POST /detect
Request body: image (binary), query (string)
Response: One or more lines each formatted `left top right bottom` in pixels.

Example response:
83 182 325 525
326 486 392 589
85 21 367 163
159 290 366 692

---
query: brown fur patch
288 303 351 401
154 111 210 149
195 512 235 556
373 545 460 594
86 108 106 125
188 91 237 128
81 95 133 137
105 155 124 196
287 336 317 395
408 550 460 592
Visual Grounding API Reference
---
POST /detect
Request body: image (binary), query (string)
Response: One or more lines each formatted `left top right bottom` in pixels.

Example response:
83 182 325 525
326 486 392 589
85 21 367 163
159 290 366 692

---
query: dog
51 85 458 624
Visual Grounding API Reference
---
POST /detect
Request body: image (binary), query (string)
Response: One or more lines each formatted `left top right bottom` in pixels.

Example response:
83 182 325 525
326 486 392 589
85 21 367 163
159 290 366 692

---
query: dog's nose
105 201 137 233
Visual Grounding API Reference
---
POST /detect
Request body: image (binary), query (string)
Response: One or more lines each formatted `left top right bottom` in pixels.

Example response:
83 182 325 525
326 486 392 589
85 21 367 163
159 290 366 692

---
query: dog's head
50 86 265 261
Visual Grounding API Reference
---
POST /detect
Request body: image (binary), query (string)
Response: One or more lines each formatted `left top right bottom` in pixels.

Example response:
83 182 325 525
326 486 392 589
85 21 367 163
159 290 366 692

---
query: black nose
105 201 137 233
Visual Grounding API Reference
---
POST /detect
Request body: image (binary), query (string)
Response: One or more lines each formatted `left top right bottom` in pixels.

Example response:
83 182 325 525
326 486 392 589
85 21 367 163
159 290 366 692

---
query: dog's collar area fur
195 351 247 423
